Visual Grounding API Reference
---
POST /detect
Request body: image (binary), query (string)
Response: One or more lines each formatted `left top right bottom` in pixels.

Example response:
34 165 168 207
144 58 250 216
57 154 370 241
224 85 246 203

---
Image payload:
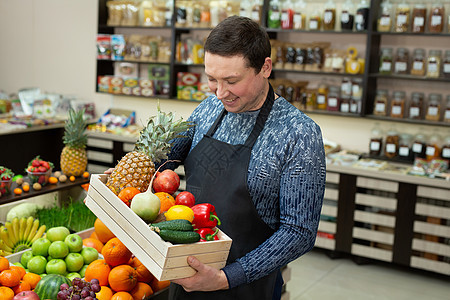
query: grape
60 283 70 291
81 288 90 298
57 291 67 300
90 290 96 297
90 278 100 285
71 295 81 300
72 277 83 287
84 297 94 300
91 283 101 293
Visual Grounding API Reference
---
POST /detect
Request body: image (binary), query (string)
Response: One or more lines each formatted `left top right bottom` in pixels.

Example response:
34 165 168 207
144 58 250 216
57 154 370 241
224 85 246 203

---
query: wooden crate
85 174 232 281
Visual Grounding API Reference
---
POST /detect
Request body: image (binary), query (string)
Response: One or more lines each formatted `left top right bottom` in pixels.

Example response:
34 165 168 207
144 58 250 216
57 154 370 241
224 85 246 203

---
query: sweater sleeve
232 120 326 286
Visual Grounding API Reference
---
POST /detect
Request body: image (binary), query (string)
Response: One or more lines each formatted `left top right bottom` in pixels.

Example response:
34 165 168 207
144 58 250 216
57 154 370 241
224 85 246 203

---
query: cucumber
150 219 194 231
158 229 201 244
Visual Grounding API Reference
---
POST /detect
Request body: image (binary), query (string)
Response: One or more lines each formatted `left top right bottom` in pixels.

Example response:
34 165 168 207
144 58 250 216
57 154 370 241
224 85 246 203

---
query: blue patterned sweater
167 94 326 289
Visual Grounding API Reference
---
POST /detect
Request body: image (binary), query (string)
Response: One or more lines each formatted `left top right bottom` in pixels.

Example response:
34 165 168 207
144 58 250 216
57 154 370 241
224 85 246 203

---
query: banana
4 222 17 245
23 216 34 244
19 217 27 242
0 239 13 253
12 218 20 244
26 219 40 242
30 224 46 244
0 227 14 249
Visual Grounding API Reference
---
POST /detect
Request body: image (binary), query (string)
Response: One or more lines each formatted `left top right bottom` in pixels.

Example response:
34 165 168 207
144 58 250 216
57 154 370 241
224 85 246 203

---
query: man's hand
104 168 114 174
171 256 229 292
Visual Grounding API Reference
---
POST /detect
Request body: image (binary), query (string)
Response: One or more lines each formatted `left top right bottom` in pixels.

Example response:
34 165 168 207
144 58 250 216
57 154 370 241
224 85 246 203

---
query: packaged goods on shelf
97 35 111 60
175 0 239 28
175 37 204 64
106 0 140 26
97 108 136 129
176 72 212 101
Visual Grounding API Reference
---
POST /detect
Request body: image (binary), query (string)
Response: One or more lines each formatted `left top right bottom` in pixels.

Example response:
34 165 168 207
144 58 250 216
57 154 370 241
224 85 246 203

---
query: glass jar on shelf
355 0 370 31
341 77 352 99
444 95 450 123
327 86 340 111
411 3 426 33
281 0 294 29
323 0 336 30
378 0 393 32
239 0 252 18
390 90 405 118
340 97 351 113
268 0 281 29
394 48 409 74
394 2 410 33
425 93 442 121
410 48 426 76
408 92 424 120
341 0 355 31
426 50 442 78
374 89 388 116
425 130 441 160
309 8 321 31
369 122 383 156
398 133 413 160
251 0 263 25
379 48 393 74
317 79 328 110
441 135 450 160
385 127 400 158
443 50 450 78
412 130 427 159
428 2 445 33
293 0 306 29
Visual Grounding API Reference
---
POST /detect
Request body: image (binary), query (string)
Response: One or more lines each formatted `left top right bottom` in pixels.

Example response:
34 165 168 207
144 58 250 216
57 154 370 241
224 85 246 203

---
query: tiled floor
285 249 450 300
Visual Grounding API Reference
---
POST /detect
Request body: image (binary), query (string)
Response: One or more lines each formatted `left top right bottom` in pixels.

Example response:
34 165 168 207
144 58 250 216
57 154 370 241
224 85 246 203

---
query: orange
111 291 133 300
0 269 21 287
84 259 111 286
94 218 116 244
0 257 9 272
102 238 132 267
156 192 175 214
22 184 30 192
13 188 22 195
48 176 58 184
83 238 104 253
129 257 154 283
90 231 100 240
70 175 76 181
130 282 153 300
12 279 31 294
150 279 170 292
83 171 90 178
96 285 114 300
9 265 26 279
118 187 141 207
108 265 138 292
22 272 41 289
0 286 14 300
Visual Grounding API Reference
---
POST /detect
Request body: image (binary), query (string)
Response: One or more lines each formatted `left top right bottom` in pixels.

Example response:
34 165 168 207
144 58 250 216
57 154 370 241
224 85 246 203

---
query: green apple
13 262 25 268
46 226 70 242
80 247 99 265
65 253 84 272
20 250 34 268
48 241 69 259
64 233 83 253
46 258 67 275
66 272 81 282
79 264 88 278
31 238 51 256
27 255 47 275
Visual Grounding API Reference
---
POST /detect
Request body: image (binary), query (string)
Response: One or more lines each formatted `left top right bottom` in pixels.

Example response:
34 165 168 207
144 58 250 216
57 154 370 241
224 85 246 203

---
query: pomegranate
175 191 196 207
152 169 180 195
13 291 40 300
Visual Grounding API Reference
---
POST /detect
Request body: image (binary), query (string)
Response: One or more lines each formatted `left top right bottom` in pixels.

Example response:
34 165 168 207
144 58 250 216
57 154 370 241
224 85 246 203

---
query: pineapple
106 104 192 195
60 108 88 177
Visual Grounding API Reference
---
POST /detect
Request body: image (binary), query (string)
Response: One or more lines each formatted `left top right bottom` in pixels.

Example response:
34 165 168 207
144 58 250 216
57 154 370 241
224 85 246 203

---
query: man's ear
261 57 272 78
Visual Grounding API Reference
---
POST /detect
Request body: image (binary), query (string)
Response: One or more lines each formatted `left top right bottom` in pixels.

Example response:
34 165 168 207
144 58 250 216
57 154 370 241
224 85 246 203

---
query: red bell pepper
198 227 219 242
191 203 221 229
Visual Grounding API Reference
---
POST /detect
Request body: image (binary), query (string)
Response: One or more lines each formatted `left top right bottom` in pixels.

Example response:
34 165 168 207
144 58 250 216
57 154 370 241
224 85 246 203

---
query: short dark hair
204 16 271 73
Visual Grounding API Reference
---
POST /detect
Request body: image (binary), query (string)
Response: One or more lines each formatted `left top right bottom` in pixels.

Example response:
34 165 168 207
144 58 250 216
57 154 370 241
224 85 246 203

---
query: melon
34 274 71 300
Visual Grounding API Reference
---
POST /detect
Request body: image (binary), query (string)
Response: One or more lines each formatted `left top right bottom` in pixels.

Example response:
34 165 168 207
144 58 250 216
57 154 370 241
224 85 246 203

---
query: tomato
152 170 180 195
175 191 195 207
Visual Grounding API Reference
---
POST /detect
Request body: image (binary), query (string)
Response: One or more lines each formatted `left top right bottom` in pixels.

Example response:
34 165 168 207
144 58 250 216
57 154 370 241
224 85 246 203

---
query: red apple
152 169 180 195
13 291 40 300
175 191 196 207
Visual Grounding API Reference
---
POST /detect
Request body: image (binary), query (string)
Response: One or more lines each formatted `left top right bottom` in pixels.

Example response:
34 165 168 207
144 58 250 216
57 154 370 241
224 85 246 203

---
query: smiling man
166 16 326 300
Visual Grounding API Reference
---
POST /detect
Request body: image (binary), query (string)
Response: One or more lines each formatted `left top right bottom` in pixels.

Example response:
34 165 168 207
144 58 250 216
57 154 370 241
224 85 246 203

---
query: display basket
85 174 232 281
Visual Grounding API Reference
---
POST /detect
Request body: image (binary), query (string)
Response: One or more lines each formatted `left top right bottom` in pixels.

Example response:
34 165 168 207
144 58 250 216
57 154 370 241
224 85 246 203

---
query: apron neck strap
206 83 276 148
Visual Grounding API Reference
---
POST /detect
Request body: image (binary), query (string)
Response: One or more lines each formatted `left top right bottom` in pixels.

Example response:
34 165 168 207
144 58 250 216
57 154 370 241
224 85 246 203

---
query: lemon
164 205 194 222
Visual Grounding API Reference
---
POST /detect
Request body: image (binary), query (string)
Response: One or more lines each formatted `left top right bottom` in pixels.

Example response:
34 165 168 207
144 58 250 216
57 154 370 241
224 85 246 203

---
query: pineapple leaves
63 108 88 149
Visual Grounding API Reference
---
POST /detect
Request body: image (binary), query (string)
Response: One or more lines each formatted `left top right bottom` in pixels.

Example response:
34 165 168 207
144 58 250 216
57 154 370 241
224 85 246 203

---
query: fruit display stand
85 174 232 281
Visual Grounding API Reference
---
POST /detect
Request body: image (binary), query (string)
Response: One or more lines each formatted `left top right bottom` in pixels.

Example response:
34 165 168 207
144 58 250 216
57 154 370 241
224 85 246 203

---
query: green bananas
0 216 46 256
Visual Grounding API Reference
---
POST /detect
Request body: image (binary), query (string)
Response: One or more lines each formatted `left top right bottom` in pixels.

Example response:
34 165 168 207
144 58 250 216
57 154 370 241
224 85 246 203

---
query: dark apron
169 84 281 300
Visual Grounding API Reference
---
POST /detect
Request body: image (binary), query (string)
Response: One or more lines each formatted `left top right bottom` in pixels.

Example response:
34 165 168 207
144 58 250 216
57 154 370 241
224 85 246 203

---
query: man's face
204 53 272 113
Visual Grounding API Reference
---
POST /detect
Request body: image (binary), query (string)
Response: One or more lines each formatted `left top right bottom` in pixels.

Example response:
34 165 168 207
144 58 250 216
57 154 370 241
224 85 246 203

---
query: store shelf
365 115 450 127
265 28 368 35
372 31 450 37
370 73 450 83
273 69 364 77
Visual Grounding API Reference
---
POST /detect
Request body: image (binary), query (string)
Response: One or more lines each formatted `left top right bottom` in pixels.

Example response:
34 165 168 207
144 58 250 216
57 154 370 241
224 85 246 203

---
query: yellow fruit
33 183 42 190
164 205 194 222
69 176 76 182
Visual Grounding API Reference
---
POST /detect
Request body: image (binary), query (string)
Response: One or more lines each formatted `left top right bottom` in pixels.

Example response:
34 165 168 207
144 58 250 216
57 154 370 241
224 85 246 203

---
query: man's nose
215 82 229 99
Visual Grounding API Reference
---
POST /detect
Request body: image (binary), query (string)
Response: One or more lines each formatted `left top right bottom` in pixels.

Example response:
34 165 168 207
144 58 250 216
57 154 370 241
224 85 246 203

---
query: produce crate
85 174 232 281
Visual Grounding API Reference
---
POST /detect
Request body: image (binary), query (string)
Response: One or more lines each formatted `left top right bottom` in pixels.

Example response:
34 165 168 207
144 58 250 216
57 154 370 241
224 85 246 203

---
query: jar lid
411 92 424 100
429 93 442 102
393 91 406 98
413 48 426 55
376 89 388 96
397 48 409 55
445 50 450 57
429 49 442 56
381 48 393 55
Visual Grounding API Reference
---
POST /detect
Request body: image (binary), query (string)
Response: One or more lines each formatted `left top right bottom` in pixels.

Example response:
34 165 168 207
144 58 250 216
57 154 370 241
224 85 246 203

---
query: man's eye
208 78 216 82
227 81 236 85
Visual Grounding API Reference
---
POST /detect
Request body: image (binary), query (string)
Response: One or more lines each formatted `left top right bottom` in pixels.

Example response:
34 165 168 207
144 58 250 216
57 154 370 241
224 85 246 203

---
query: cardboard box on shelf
85 174 232 281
